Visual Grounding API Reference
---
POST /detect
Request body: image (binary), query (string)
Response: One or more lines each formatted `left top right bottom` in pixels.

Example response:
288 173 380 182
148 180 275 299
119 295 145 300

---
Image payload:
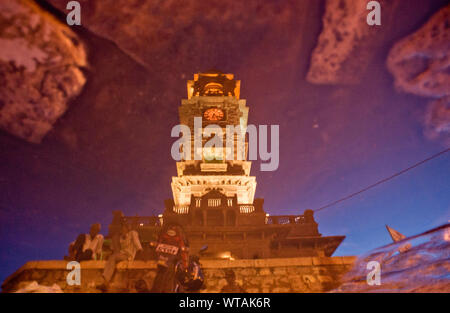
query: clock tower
127 71 345 259
171 70 256 212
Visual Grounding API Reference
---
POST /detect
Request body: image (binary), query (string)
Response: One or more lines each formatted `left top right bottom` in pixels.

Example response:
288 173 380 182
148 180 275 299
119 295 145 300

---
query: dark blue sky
1 0 449 285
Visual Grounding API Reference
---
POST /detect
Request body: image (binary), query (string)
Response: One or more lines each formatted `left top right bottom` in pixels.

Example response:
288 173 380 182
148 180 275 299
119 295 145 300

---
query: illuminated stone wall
2 256 355 293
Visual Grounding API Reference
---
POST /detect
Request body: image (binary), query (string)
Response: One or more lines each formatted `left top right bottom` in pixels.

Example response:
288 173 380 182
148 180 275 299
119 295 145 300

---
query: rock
386 4 450 145
424 97 450 145
46 0 311 74
14 280 63 293
307 0 400 84
387 5 450 98
0 0 87 143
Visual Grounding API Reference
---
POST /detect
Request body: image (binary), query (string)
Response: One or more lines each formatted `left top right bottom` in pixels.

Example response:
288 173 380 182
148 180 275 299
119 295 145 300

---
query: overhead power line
313 147 450 213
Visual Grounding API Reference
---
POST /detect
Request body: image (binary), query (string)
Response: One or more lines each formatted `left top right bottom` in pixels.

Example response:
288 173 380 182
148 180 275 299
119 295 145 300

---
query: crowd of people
64 211 208 293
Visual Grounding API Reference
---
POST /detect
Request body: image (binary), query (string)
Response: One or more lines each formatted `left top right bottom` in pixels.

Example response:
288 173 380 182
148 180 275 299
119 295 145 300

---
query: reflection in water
334 224 450 292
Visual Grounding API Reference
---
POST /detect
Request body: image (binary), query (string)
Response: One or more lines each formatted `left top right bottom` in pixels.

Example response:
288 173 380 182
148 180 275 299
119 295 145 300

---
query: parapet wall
2 256 356 293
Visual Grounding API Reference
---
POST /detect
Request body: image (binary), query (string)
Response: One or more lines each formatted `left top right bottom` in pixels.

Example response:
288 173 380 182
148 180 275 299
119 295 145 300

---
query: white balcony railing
208 199 221 207
239 205 255 214
173 206 189 214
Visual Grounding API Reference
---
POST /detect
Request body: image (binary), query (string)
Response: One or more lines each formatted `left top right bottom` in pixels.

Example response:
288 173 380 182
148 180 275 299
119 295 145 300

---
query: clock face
203 108 225 121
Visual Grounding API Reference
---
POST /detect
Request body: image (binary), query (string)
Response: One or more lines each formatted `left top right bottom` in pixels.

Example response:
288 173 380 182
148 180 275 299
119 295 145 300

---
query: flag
385 225 406 242
386 225 411 253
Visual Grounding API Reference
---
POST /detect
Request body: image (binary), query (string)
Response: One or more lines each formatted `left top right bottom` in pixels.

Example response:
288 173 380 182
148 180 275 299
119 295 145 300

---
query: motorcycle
150 240 207 293
149 240 184 293
174 245 207 293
